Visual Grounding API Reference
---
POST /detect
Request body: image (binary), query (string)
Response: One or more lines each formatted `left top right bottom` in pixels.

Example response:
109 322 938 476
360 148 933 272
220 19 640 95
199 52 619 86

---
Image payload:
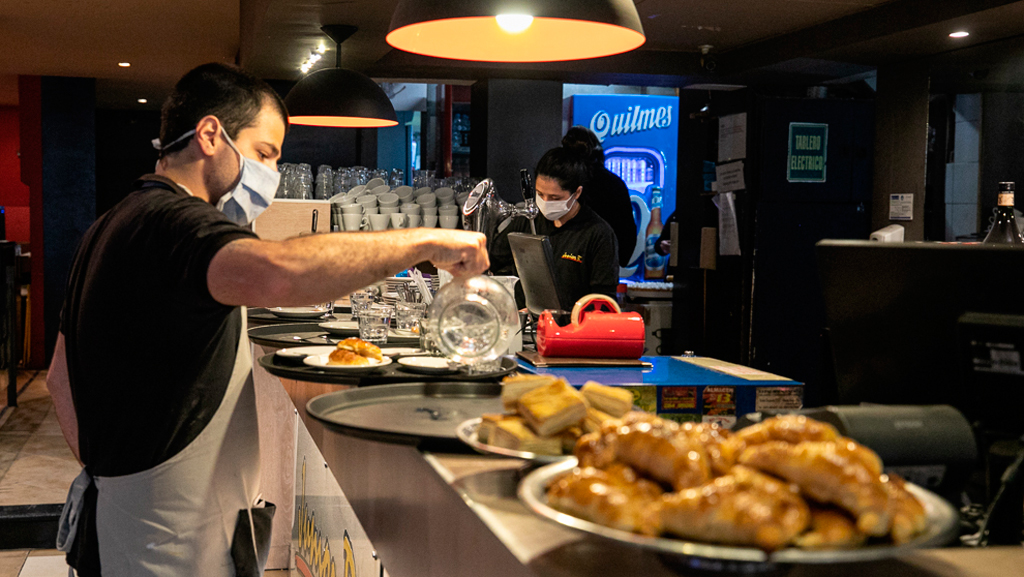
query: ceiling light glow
137 98 147 104
496 14 533 34
949 31 970 38
118 62 131 67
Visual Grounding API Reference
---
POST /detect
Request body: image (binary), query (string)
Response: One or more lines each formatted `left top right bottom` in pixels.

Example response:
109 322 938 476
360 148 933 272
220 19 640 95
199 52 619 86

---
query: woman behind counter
490 146 619 309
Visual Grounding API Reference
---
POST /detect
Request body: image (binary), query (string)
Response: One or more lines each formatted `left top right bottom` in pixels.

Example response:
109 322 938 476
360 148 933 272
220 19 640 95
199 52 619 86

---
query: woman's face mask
534 175 580 221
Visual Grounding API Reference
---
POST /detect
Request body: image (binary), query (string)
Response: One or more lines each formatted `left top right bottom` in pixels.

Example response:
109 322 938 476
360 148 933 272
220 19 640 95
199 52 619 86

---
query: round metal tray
248 306 351 325
455 418 571 463
307 382 504 448
258 353 518 386
248 322 419 348
518 458 959 566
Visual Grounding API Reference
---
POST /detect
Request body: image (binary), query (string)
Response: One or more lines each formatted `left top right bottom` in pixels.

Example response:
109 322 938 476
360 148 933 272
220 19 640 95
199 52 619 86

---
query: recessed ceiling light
137 98 147 104
949 31 970 38
118 62 131 67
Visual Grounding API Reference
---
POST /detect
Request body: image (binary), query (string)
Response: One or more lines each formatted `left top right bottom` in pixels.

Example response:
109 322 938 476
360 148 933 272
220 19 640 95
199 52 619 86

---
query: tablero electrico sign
787 123 828 183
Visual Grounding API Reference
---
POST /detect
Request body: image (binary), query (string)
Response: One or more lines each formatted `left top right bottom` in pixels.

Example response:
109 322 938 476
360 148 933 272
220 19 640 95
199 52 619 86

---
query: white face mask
536 192 577 221
152 123 281 226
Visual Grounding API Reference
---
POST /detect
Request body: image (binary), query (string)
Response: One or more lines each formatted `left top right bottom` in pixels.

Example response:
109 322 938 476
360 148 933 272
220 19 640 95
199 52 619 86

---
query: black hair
561 125 604 165
536 146 590 195
158 62 289 158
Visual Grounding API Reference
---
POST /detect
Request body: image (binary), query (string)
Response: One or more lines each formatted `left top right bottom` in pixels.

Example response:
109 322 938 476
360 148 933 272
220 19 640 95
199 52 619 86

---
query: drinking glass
358 304 394 345
395 302 426 333
349 290 376 320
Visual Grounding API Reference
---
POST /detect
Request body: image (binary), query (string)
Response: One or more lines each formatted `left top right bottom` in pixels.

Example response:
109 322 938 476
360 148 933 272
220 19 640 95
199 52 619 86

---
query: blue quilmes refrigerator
566 94 679 279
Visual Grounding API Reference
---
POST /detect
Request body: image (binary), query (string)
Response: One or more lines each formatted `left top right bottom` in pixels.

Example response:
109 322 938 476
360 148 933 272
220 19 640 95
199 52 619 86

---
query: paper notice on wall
718 113 747 162
889 194 914 221
714 192 741 256
715 161 745 192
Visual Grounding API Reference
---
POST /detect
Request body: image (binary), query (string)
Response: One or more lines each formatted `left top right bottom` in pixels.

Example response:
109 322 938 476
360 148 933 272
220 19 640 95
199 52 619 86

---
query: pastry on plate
328 349 370 366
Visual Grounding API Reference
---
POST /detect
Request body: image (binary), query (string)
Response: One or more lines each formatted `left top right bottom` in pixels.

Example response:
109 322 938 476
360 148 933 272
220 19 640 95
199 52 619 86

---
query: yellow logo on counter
296 458 356 577
561 252 583 263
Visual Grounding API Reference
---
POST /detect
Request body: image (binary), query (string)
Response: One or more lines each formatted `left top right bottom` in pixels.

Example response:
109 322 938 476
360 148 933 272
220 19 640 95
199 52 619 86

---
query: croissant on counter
546 411 929 551
335 337 382 361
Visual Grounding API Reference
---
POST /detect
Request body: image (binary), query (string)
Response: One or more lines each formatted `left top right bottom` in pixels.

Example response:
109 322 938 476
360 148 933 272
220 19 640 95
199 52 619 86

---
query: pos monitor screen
816 240 1024 435
507 232 566 315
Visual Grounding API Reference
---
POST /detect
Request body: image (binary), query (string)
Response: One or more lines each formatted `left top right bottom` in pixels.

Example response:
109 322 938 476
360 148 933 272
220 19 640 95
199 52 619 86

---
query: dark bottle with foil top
983 182 1023 245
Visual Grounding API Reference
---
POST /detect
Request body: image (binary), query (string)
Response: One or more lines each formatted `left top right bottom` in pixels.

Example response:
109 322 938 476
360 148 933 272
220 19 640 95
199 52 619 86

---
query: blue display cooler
565 94 679 279
517 355 803 428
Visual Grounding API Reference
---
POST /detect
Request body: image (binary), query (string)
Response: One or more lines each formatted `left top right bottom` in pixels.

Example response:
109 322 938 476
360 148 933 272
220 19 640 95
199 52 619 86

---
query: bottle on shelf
983 182 1023 245
644 186 666 279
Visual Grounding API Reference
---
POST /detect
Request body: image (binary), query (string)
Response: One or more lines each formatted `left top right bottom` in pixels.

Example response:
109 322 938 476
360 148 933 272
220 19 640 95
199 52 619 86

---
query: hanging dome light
386 0 645 63
285 25 398 128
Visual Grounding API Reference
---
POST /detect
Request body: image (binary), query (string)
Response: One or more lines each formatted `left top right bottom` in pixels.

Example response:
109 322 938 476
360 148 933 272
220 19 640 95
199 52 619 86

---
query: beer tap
462 177 539 254
519 168 539 234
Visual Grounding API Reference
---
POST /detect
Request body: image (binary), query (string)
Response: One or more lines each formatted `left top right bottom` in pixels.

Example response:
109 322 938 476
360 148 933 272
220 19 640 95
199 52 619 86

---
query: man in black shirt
562 126 637 267
491 147 618 309
47 63 488 577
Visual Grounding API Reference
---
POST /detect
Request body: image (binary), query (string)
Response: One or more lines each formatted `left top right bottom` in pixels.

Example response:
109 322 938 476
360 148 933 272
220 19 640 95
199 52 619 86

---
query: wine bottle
983 182 1023 245
644 187 666 279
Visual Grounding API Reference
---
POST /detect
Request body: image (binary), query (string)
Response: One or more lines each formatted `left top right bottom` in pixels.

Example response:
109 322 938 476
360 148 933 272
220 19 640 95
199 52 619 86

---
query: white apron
59 311 263 577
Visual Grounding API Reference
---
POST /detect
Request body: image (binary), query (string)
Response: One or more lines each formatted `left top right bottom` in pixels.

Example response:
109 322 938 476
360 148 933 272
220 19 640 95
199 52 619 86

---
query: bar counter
251 343 1024 577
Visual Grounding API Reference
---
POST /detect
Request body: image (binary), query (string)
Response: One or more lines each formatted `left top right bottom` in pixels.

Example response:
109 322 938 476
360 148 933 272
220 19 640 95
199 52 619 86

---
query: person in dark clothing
562 125 637 267
491 146 619 310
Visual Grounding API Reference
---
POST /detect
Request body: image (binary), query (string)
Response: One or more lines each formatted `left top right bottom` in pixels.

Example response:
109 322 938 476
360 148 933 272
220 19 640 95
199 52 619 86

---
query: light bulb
317 43 327 54
118 62 131 68
137 98 147 104
949 31 970 38
496 14 533 34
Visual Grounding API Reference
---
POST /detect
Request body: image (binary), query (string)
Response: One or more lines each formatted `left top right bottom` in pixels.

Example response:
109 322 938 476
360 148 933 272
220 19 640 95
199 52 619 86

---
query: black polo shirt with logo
491 204 619 308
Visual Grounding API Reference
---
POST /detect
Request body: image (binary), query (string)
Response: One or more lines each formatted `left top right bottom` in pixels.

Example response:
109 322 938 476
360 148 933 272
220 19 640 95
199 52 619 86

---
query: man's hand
427 230 490 277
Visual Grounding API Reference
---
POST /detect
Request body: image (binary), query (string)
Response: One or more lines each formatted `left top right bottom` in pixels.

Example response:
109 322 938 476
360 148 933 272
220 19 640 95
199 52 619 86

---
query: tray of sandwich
456 375 635 462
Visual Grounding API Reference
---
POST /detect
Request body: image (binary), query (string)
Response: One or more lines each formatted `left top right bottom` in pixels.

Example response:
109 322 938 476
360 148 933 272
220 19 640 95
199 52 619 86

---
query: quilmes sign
787 123 828 183
589 103 674 143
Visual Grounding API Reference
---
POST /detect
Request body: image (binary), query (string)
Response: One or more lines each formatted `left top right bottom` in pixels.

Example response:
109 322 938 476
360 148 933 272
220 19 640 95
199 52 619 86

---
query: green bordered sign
787 122 828 183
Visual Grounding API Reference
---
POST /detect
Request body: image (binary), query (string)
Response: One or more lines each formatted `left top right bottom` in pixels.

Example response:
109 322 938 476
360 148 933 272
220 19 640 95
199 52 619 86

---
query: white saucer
275 346 336 359
396 356 458 374
269 306 330 319
303 354 393 370
319 321 359 335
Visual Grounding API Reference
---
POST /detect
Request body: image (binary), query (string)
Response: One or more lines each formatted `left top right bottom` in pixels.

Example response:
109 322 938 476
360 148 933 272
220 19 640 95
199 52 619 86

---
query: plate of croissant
517 412 959 564
304 337 393 371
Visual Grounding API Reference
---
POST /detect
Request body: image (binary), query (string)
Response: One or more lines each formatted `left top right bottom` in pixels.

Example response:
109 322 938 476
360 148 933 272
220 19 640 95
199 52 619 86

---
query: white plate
380 347 425 357
319 321 360 335
398 356 452 368
275 346 337 359
390 328 419 338
269 306 330 319
303 354 393 370
455 418 569 463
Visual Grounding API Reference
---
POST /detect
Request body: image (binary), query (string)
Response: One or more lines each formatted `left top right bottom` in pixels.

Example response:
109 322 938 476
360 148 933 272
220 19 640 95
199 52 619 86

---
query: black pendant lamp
285 25 398 128
386 0 645 63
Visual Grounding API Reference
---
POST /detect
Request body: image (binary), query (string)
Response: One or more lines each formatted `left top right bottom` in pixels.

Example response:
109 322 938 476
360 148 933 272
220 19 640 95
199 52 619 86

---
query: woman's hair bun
561 125 604 165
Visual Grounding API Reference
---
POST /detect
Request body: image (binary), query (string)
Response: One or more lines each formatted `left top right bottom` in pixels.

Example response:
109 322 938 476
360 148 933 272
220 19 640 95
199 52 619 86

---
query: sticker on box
755 386 804 411
621 386 657 414
702 415 737 428
660 413 701 425
702 386 736 415
661 386 697 411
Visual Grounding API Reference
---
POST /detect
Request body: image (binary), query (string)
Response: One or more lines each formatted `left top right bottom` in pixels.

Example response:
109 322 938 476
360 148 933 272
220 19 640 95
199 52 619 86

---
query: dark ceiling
1 0 1022 109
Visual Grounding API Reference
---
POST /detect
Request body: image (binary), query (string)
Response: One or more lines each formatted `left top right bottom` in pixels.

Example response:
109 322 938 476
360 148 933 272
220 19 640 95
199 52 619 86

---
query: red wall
0 105 31 243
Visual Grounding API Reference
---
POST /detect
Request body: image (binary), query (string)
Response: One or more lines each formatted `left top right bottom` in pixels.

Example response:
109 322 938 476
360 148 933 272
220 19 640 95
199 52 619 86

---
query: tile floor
0 371 299 577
